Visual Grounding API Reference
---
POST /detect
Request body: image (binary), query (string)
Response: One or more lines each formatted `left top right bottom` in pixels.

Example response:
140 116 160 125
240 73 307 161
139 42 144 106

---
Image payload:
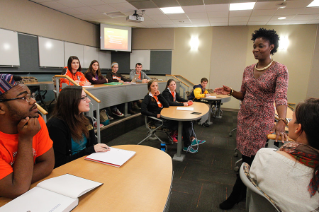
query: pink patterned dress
237 62 288 157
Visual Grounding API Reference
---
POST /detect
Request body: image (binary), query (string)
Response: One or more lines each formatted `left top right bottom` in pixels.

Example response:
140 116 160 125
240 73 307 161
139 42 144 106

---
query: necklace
255 59 273 71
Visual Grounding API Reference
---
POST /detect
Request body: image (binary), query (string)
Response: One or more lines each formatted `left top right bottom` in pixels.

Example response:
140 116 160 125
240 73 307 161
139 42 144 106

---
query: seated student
129 63 150 110
84 60 113 120
141 80 181 147
188 77 211 102
162 79 206 152
129 63 150 83
85 60 108 84
105 62 129 116
250 98 319 212
47 86 110 168
0 74 54 198
59 56 91 90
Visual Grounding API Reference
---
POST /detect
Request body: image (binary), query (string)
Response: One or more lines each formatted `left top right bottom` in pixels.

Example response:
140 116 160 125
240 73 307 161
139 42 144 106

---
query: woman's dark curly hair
251 28 280 55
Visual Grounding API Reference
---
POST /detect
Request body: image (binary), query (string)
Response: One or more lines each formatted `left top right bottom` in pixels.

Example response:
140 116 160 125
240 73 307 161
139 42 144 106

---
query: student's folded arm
162 91 183 106
194 88 205 99
32 147 54 183
176 93 188 103
141 97 157 117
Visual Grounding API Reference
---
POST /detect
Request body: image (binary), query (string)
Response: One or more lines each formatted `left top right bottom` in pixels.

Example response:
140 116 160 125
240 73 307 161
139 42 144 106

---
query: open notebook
0 174 102 212
85 147 136 167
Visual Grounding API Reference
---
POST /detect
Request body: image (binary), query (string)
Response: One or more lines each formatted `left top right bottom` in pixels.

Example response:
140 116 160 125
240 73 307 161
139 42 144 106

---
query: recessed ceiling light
308 0 319 7
278 17 286 20
160 7 184 14
229 2 255 11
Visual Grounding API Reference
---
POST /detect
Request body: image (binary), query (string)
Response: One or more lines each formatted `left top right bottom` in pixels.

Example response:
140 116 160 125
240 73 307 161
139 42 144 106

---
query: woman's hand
119 80 124 83
157 114 161 118
92 77 97 81
214 85 231 95
183 102 188 106
84 81 91 86
94 143 110 152
105 78 108 82
271 121 287 143
154 90 160 96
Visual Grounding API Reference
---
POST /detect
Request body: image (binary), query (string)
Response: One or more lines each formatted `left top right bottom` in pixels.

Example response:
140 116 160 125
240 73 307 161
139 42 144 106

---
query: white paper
0 187 78 212
86 147 136 167
206 96 217 99
37 174 102 199
176 107 194 111
82 85 94 88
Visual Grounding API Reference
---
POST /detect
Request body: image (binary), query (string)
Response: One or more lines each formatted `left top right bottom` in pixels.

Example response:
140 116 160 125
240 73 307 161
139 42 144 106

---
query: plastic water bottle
160 143 166 152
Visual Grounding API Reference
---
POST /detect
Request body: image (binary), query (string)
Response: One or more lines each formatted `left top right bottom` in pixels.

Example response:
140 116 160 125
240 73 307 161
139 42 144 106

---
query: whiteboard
65 42 84 67
83 46 99 68
130 50 150 70
38 37 64 67
98 51 111 69
0 29 20 66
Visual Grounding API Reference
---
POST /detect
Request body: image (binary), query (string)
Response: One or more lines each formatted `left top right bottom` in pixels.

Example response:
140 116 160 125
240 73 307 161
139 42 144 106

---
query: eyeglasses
0 93 35 103
80 95 89 101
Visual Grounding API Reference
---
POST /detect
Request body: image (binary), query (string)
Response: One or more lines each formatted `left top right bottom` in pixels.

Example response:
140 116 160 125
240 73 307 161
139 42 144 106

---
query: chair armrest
148 116 163 123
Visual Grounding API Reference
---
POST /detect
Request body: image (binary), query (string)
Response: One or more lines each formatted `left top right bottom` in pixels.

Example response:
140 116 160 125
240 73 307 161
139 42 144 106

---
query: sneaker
183 146 198 153
171 135 178 143
107 114 114 120
93 121 104 128
133 103 141 110
112 109 124 117
191 138 206 146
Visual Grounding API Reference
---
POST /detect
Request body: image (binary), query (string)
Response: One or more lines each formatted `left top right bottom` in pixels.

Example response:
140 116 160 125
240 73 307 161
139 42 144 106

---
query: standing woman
47 86 109 168
59 56 91 90
162 79 206 153
85 60 108 84
214 28 288 210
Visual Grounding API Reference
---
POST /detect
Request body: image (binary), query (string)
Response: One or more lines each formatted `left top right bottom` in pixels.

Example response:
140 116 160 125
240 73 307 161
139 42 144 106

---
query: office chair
137 116 173 148
240 163 282 212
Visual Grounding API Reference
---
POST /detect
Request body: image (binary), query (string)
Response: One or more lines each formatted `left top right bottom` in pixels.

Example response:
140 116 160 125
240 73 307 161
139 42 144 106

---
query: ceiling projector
126 10 144 23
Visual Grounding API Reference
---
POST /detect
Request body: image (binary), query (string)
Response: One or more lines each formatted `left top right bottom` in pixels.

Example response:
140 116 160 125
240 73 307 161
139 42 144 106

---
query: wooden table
202 93 231 125
0 145 173 212
161 102 209 161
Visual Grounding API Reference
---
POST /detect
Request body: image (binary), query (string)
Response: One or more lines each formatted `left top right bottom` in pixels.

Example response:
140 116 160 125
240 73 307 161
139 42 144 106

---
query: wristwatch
278 118 288 126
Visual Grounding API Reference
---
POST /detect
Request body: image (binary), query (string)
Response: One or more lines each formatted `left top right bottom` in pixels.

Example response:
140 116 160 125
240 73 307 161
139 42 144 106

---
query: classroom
1 0 319 211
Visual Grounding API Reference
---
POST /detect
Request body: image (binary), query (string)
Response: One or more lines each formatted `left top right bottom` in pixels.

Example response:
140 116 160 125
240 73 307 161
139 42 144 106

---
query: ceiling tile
58 7 83 15
144 8 164 15
40 1 68 10
251 9 276 16
249 15 271 21
190 19 210 24
182 5 206 13
59 0 86 8
178 0 203 6
284 0 313 9
102 0 127 3
270 15 295 21
209 17 229 22
155 20 174 24
247 21 267 25
109 2 137 11
293 14 318 21
31 0 54 2
205 0 230 4
90 4 118 13
274 8 302 16
229 10 253 17
127 1 158 9
254 1 282 10
306 20 319 24
186 12 208 19
166 13 189 19
73 6 99 14
230 0 255 2
207 11 229 18
146 14 170 20
151 0 179 8
75 0 107 6
205 4 229 12
229 16 249 22
159 24 177 27
301 8 319 15
171 19 192 24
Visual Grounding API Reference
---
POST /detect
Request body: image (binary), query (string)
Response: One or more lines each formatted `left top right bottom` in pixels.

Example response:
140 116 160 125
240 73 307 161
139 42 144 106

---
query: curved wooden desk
0 145 173 212
203 93 231 123
161 102 209 161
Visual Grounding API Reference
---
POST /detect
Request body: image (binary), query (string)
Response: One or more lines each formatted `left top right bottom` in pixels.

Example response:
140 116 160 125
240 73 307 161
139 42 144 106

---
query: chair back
239 163 282 212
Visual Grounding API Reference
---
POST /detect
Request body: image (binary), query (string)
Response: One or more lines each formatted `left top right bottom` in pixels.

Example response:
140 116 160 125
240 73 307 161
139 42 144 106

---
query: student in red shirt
0 74 54 198
59 56 91 91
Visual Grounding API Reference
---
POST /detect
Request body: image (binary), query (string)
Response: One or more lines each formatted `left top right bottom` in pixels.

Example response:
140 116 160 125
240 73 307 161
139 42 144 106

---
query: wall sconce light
190 36 199 51
279 35 289 51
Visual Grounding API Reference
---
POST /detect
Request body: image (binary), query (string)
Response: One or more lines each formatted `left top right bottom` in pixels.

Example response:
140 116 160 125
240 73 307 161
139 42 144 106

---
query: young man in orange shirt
0 74 54 198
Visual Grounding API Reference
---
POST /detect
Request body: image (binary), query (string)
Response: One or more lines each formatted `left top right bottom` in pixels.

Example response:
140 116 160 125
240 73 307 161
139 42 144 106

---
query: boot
219 176 246 210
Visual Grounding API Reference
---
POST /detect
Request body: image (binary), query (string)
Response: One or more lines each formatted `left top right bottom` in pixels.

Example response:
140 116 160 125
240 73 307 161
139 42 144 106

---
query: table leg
216 100 223 119
173 121 185 162
207 101 213 125
124 102 131 117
